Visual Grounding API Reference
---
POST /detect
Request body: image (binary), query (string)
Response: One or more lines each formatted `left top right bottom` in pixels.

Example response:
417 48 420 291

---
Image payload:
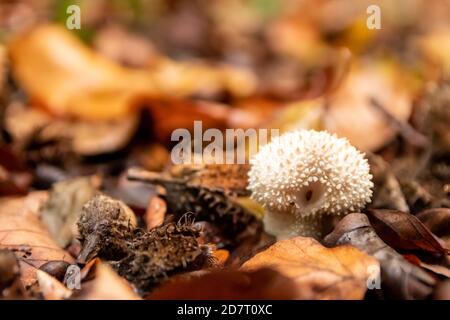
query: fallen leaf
5 103 139 156
0 193 74 287
0 249 23 298
241 237 379 300
324 60 413 151
367 209 449 255
36 269 72 300
0 145 32 196
9 24 156 120
9 24 257 122
72 261 140 300
433 279 450 300
324 213 437 299
93 24 157 68
145 195 166 230
420 28 450 75
145 99 230 143
149 268 299 300
0 45 5 92
416 208 450 238
40 177 100 247
368 153 409 212
211 249 230 266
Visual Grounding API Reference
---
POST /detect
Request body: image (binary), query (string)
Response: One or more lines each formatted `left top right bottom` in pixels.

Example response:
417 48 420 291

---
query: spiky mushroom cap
248 130 373 239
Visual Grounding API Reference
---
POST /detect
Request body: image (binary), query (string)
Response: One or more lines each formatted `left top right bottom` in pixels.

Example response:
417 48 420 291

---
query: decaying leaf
368 153 409 212
324 213 437 299
0 193 74 288
40 176 100 247
367 209 449 255
73 261 140 300
5 102 139 156
9 24 156 121
145 195 166 230
0 145 32 196
416 208 450 238
0 249 23 298
149 268 299 300
36 269 72 300
0 45 5 92
324 61 413 151
241 237 379 300
9 24 257 122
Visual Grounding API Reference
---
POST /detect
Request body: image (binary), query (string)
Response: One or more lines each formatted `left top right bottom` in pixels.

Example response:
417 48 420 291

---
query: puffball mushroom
248 129 373 240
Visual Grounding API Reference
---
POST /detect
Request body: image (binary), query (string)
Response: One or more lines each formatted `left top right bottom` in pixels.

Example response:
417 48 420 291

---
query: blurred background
0 0 449 198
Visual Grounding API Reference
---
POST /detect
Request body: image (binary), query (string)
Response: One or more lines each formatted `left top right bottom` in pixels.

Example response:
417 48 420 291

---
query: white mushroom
248 129 373 240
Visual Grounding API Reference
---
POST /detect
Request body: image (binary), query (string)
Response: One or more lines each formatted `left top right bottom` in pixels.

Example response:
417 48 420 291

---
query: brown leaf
241 237 378 300
324 60 413 151
0 193 74 287
0 249 23 298
367 209 449 255
40 177 100 247
433 279 450 300
211 249 230 267
149 268 299 300
416 208 450 238
145 99 230 143
145 195 166 230
5 103 139 156
368 153 409 212
324 213 437 299
36 269 72 300
0 146 32 196
9 24 156 121
72 261 140 300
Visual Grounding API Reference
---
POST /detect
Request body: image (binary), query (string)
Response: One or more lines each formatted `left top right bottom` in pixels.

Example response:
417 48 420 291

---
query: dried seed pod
77 194 137 263
128 168 261 245
112 222 212 294
76 194 212 294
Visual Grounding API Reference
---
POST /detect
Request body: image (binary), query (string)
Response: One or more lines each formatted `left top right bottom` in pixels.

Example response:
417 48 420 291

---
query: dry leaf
368 153 409 212
36 269 72 300
241 237 379 300
73 261 140 300
324 213 437 299
145 195 166 230
9 24 156 120
0 193 74 287
324 61 413 151
149 268 299 300
0 45 5 92
5 103 139 156
416 208 450 238
433 279 450 300
211 249 230 266
0 146 32 196
367 209 449 255
419 28 450 75
41 177 99 247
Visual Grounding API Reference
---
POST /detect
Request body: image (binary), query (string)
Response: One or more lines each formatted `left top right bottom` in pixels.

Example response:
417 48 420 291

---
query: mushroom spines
248 130 373 221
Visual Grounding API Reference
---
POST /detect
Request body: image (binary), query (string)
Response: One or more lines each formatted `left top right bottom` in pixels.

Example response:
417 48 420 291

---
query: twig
369 98 429 148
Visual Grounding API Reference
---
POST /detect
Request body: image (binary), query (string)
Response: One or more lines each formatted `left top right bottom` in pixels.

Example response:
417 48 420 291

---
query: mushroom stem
263 210 335 240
